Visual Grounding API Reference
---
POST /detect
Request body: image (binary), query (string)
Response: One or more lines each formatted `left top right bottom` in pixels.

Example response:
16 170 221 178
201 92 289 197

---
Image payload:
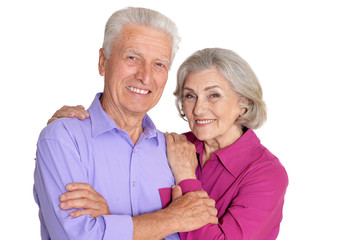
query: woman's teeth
196 119 215 124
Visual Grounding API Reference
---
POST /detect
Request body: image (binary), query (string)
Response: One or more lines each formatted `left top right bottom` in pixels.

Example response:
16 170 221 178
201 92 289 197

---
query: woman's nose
193 98 208 116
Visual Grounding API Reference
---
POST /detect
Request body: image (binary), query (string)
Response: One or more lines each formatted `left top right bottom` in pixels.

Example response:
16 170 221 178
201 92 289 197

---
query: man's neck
100 95 145 145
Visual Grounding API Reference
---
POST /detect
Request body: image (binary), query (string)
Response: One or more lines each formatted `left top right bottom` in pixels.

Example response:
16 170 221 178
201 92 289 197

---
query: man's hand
59 183 110 218
47 105 90 125
165 132 198 184
132 186 218 239
165 185 218 232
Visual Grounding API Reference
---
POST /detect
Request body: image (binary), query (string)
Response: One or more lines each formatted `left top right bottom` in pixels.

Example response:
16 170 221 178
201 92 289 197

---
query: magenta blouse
160 129 288 239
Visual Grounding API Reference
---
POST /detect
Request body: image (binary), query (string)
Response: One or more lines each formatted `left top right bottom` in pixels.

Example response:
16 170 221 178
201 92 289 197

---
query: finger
60 189 97 202
66 183 97 194
69 209 100 218
187 190 210 199
172 133 187 142
60 198 99 210
209 216 219 225
207 206 218 217
54 106 89 119
47 117 58 125
171 185 183 201
193 206 218 222
165 132 175 145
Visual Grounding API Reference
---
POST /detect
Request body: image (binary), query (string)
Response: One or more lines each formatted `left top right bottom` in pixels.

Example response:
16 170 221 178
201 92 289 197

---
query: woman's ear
239 97 249 116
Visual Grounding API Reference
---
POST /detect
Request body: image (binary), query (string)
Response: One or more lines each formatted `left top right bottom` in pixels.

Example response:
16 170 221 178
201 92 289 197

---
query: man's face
99 24 172 116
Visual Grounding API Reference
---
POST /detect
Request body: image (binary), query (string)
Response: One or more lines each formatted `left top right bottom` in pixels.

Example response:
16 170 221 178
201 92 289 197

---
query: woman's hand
59 183 110 218
47 105 90 125
165 132 198 184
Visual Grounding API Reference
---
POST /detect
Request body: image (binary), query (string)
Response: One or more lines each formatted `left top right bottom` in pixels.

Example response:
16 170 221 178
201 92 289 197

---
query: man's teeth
127 86 149 95
196 119 215 124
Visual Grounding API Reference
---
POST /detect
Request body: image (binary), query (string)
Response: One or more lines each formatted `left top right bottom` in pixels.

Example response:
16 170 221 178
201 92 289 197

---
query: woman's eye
184 94 195 99
210 93 220 98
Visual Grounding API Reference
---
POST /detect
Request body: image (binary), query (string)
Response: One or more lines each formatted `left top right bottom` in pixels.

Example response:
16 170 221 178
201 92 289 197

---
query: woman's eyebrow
204 85 221 91
183 85 221 91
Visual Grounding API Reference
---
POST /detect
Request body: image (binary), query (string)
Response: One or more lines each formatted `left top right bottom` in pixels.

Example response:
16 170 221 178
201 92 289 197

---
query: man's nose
135 64 152 85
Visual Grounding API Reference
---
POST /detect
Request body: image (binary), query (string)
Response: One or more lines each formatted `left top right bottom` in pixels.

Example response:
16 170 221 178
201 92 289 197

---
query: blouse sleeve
178 161 288 240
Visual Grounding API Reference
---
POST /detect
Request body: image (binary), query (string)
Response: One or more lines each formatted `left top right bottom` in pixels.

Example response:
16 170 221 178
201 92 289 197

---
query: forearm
132 209 179 240
35 136 133 239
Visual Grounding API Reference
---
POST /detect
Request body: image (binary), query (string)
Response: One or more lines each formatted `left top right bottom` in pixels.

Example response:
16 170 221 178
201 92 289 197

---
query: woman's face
182 67 246 144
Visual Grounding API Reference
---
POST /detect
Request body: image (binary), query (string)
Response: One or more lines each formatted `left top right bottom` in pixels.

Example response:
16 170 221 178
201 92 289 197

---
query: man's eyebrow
156 57 170 63
124 49 143 56
123 49 169 63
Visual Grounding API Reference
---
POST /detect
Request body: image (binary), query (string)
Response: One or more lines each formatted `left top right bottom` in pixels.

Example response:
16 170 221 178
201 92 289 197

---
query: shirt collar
192 129 261 177
88 93 118 137
139 114 160 145
88 93 160 144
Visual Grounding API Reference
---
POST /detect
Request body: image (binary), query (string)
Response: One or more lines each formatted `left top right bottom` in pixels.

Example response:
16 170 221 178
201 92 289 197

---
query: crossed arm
38 106 218 240
59 183 217 239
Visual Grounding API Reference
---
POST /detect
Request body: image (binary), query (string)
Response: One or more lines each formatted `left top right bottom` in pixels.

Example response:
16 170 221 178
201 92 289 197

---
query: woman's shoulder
182 131 198 143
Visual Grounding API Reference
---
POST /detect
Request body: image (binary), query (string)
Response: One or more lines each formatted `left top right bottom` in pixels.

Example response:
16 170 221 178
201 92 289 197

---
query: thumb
171 185 182 201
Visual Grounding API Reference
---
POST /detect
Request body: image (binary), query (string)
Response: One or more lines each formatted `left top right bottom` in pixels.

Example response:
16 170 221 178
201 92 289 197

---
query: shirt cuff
178 179 202 194
102 214 133 240
159 187 172 208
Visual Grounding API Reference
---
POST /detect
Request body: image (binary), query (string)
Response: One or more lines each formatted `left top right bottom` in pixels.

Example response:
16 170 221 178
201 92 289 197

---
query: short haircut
102 7 180 66
174 48 267 129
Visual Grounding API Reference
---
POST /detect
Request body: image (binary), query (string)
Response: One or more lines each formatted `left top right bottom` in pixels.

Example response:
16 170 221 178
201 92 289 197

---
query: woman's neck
202 125 243 167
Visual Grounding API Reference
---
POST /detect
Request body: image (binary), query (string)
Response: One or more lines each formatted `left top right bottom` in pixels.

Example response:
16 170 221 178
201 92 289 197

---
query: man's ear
98 48 106 76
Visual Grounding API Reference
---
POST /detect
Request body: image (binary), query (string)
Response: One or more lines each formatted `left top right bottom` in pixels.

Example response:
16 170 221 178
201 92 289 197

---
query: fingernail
59 195 65 201
60 203 65 209
66 184 72 190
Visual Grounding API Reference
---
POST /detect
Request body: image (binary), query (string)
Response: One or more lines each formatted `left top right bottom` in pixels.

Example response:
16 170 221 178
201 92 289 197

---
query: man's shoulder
38 117 90 142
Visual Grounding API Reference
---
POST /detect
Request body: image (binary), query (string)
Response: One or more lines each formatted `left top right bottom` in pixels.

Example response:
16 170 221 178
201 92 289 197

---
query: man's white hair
102 7 180 67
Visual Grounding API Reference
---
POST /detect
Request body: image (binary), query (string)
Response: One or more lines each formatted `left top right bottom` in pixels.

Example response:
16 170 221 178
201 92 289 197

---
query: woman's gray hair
102 7 180 66
174 48 267 129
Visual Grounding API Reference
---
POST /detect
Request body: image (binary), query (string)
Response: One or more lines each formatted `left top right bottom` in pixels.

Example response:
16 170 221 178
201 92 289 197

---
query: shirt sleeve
178 162 288 240
33 125 133 240
158 179 202 208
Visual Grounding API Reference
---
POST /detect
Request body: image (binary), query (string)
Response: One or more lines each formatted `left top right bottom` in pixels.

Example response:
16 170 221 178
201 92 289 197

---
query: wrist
174 173 196 185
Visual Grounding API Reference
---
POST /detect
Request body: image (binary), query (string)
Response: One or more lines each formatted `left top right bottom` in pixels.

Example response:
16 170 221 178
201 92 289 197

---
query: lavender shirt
33 93 179 240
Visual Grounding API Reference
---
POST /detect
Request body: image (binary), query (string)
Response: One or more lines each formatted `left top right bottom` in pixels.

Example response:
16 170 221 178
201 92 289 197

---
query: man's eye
128 56 136 60
156 63 164 67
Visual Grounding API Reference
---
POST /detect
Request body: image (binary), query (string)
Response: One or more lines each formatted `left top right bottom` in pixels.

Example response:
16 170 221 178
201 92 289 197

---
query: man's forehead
115 26 172 62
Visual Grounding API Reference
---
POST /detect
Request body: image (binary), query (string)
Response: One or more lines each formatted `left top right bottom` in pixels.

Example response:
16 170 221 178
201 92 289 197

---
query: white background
1 0 360 239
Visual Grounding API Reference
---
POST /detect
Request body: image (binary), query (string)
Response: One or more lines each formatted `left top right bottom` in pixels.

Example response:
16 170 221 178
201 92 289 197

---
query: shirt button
133 148 136 153
132 181 136 187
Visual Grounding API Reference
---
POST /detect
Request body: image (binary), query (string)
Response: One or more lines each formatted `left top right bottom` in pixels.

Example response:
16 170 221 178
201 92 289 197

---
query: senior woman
48 48 288 239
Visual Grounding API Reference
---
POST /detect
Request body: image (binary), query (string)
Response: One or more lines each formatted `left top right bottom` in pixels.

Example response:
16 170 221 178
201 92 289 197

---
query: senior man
33 7 217 240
